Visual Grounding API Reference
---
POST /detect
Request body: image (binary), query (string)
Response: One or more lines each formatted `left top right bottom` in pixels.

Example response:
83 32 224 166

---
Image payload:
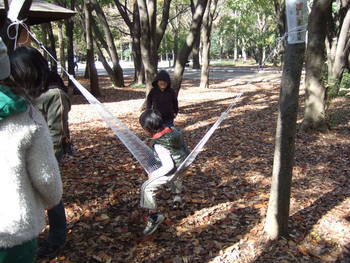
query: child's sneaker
173 195 182 208
143 214 165 235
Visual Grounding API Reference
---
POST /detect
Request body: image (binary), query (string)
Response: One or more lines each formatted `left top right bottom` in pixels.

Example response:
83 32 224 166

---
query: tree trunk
65 0 75 88
172 0 208 94
132 1 145 84
265 43 305 239
173 27 179 67
332 10 350 81
191 0 201 69
40 24 49 61
301 0 332 131
137 0 158 93
192 34 201 69
84 0 100 96
47 22 58 72
265 0 306 240
57 22 66 75
91 0 124 87
137 0 171 97
200 0 217 89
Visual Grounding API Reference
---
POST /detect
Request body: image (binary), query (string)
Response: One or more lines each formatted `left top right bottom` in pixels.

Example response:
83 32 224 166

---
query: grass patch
130 83 146 89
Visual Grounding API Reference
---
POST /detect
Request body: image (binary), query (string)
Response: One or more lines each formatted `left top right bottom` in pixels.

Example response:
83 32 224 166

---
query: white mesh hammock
8 16 243 175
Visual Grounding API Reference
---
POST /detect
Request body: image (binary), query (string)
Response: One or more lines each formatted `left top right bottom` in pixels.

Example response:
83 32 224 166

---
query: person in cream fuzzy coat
0 37 62 263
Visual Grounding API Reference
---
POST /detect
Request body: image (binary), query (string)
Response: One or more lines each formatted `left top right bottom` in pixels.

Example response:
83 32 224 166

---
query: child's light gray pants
140 173 182 210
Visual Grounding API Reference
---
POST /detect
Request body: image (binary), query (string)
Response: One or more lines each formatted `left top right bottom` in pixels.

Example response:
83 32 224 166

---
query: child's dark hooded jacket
146 70 178 124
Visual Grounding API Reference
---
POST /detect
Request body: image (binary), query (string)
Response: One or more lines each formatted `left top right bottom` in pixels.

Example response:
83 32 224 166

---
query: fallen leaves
37 77 350 263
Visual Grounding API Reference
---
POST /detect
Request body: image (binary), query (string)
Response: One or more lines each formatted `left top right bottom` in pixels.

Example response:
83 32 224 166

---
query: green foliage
131 83 146 89
326 70 350 98
214 0 278 62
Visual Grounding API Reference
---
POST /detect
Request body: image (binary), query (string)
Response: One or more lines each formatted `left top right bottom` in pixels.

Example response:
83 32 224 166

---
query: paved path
71 61 282 83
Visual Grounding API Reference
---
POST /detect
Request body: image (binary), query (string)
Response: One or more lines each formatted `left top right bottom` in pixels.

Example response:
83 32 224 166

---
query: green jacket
151 127 189 168
0 85 28 120
35 88 71 159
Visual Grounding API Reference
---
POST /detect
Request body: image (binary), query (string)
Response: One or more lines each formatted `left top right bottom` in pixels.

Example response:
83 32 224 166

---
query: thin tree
114 0 145 84
57 21 66 75
91 0 125 87
65 0 76 87
301 0 333 131
84 0 100 96
172 0 208 94
191 0 201 69
264 0 307 239
47 22 58 72
199 0 219 89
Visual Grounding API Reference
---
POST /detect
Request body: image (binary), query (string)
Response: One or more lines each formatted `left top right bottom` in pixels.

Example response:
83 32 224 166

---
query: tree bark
172 0 208 94
47 22 58 72
137 0 172 95
332 9 350 80
84 0 100 96
200 0 218 89
40 24 49 61
57 21 66 75
301 0 332 131
114 0 145 84
191 0 201 69
91 0 124 87
132 1 145 84
265 0 307 239
65 0 75 88
264 43 305 239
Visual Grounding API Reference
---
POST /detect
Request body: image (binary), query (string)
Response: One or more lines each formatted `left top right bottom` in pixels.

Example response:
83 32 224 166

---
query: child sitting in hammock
139 109 189 235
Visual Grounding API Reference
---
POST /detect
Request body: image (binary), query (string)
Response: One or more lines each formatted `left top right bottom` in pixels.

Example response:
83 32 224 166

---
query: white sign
286 0 308 44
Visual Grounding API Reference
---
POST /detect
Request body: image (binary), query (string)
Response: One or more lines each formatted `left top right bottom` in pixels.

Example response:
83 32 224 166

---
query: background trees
29 0 349 130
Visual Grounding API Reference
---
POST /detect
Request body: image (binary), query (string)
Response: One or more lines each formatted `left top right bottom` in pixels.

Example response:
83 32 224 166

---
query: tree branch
114 0 133 30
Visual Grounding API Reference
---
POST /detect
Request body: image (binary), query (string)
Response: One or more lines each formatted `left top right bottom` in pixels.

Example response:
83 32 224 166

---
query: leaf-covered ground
39 76 350 263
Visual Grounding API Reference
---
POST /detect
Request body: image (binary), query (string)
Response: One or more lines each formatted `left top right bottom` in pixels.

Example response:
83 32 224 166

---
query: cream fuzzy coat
0 105 62 248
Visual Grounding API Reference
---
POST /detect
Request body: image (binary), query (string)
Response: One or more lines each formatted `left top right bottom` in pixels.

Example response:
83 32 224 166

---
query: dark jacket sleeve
146 89 153 110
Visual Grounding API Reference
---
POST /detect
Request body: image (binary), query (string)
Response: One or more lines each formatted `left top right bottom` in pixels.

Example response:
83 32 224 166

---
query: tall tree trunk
265 43 306 239
173 0 208 94
40 24 49 61
200 0 218 89
57 22 66 75
137 0 171 96
137 0 158 93
192 37 201 69
84 0 100 96
132 1 145 84
265 0 307 240
191 0 201 69
332 10 350 81
91 0 124 87
47 22 58 72
301 0 332 131
65 0 75 87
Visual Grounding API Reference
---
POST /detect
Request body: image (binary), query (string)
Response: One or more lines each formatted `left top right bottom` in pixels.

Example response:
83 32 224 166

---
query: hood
152 70 171 90
0 85 28 120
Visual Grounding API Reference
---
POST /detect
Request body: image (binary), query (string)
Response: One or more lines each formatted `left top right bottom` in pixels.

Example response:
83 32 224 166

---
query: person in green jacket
9 46 71 259
36 70 72 159
139 109 189 235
